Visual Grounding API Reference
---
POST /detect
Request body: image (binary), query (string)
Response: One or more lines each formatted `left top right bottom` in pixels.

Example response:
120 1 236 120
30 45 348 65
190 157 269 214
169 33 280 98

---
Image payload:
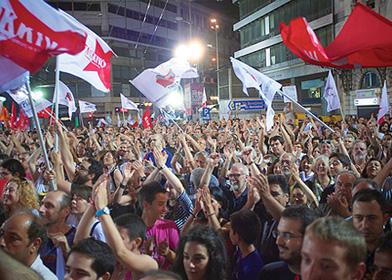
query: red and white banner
280 2 392 69
54 81 77 119
142 107 153 129
57 11 115 92
0 0 87 74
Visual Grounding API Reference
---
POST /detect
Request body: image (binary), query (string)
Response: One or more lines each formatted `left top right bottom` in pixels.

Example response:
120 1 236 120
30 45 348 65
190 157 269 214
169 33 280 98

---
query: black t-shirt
253 202 280 265
259 261 299 280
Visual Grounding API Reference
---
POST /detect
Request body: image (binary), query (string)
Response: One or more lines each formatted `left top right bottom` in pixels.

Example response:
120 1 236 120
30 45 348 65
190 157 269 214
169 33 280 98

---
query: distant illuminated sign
354 98 379 106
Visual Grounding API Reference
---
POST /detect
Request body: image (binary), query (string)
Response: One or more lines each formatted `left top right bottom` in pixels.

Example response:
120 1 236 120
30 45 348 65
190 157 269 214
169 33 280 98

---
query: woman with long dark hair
173 225 228 280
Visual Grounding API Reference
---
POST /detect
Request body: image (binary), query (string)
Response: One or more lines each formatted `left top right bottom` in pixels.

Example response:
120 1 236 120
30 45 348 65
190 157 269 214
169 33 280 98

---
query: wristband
140 176 147 182
89 197 95 206
96 206 110 218
119 183 126 189
207 212 216 217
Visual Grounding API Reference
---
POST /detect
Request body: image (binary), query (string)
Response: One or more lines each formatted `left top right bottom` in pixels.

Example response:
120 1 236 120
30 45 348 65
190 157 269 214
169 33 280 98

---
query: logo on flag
156 70 175 88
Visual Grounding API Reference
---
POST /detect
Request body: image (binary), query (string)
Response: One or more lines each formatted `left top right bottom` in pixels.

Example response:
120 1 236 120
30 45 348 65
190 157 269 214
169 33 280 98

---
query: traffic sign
228 100 265 111
202 107 211 121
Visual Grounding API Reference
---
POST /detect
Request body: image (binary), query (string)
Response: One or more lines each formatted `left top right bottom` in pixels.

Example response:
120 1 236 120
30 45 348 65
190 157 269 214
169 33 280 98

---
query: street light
174 40 204 62
210 18 220 100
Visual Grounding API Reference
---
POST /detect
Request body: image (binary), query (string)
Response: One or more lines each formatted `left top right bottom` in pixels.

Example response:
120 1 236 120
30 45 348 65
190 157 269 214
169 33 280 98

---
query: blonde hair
4 177 39 216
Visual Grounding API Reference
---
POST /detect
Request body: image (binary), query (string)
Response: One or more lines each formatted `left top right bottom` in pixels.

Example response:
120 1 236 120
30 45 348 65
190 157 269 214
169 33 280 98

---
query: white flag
0 68 29 93
378 81 389 124
120 93 139 111
151 112 155 119
117 113 121 127
106 116 112 124
55 81 77 119
57 11 115 93
202 87 207 108
97 118 108 127
324 70 341 112
79 100 96 113
230 57 281 131
130 57 198 109
7 85 52 118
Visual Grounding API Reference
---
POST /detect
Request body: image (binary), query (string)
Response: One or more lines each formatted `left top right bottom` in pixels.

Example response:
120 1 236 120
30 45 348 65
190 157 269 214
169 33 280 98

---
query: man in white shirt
0 211 57 280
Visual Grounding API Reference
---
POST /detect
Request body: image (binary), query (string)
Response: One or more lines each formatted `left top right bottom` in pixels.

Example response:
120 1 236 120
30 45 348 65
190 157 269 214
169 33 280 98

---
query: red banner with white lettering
142 108 153 129
0 0 87 73
57 11 115 92
280 2 392 69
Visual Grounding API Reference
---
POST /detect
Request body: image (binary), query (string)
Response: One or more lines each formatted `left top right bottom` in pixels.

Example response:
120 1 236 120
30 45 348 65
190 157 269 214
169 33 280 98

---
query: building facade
231 0 392 119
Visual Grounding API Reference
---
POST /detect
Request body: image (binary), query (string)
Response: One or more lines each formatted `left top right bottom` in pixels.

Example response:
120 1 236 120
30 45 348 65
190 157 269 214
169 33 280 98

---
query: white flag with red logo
57 11 115 93
324 71 341 112
378 81 389 125
202 87 207 108
130 58 198 108
79 100 96 113
54 81 77 119
230 57 281 131
0 0 87 80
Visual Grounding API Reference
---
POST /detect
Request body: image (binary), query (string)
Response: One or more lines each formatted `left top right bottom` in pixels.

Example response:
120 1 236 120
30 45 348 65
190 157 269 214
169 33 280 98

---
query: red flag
131 121 138 128
10 102 17 130
16 110 30 131
37 107 52 119
280 2 392 69
142 108 153 129
0 0 87 74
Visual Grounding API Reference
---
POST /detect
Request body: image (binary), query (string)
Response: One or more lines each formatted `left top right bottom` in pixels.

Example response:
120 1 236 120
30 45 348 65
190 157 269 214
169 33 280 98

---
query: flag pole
44 108 68 131
159 107 184 132
54 57 60 151
276 89 334 132
25 80 57 191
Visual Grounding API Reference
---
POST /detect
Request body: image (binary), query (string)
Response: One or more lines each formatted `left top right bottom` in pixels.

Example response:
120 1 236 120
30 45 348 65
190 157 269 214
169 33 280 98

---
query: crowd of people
0 112 391 280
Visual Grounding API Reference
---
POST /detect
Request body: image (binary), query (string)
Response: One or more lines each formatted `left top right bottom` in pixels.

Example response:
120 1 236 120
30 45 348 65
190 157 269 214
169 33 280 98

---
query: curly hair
173 225 228 280
4 177 39 216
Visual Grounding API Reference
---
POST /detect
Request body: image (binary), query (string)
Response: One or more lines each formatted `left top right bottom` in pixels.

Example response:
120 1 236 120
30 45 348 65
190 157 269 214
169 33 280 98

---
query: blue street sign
228 100 265 111
202 107 210 121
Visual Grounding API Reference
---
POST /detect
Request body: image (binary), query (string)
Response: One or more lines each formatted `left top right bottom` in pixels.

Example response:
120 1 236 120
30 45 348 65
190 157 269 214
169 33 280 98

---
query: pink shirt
142 219 180 270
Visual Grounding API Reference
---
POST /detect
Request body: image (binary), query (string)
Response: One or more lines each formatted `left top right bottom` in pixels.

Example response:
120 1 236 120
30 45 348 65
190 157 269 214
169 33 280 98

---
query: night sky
189 0 239 19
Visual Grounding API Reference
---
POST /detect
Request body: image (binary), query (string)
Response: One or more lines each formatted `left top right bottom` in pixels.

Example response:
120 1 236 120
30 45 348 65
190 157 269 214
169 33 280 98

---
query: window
361 72 381 89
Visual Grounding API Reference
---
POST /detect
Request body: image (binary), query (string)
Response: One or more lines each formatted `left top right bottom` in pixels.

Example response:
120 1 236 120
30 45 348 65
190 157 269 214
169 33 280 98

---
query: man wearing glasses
259 206 318 279
225 163 250 215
